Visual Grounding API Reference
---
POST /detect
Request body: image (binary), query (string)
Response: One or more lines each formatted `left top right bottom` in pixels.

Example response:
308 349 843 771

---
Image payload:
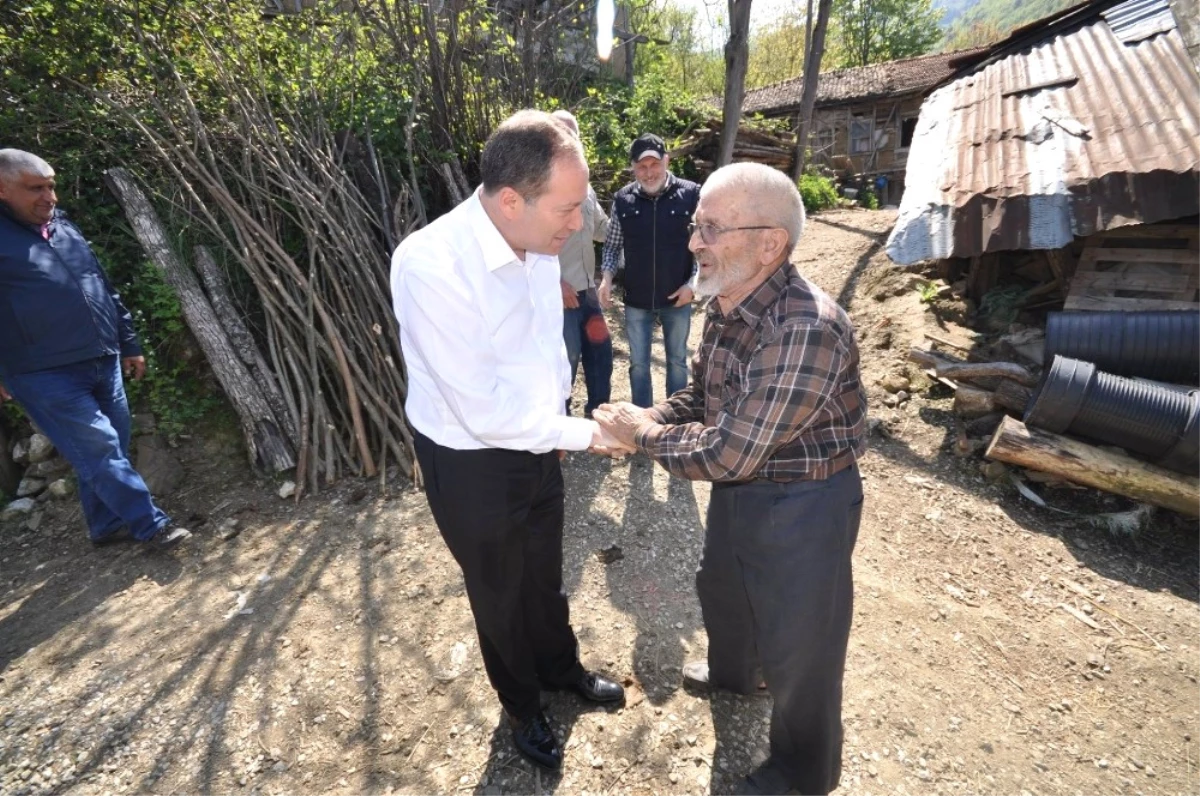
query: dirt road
1 209 1196 796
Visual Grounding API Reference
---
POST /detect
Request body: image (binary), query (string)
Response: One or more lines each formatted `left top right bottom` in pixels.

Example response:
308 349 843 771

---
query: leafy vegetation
827 0 945 68
0 1 718 455
941 0 1076 48
799 174 841 212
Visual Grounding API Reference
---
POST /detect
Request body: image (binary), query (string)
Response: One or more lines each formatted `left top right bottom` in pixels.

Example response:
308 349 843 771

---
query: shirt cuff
555 417 599 451
633 422 664 453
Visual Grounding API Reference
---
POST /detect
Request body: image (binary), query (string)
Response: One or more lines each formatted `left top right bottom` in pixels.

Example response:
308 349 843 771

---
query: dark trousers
3 355 170 541
413 432 584 720
562 287 613 415
699 465 863 796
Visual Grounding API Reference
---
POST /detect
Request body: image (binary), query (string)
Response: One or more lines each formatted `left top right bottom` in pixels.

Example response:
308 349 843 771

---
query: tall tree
789 0 834 180
717 0 753 167
828 0 942 68
745 6 808 89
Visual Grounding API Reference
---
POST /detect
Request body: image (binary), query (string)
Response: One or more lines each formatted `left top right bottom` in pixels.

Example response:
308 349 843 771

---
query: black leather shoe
567 670 625 703
509 711 562 770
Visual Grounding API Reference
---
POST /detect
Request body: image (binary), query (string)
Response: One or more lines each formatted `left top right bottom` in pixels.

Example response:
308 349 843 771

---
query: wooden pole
105 167 296 473
985 416 1199 516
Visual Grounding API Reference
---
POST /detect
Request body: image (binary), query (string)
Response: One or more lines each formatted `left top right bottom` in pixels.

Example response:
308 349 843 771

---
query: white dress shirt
391 189 599 454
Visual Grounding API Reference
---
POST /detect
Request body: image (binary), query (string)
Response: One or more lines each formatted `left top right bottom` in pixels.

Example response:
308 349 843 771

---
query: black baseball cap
630 133 666 163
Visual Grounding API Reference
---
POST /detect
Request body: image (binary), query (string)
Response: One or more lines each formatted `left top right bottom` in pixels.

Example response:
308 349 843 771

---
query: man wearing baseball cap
599 133 701 407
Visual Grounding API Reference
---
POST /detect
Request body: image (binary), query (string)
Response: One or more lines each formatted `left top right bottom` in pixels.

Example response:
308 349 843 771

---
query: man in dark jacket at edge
0 149 190 549
599 133 700 408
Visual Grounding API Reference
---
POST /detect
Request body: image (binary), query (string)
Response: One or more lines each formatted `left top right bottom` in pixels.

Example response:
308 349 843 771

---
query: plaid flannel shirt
634 263 867 482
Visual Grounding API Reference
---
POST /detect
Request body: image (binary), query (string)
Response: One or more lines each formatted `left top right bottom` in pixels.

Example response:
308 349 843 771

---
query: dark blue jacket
0 206 142 378
613 174 700 310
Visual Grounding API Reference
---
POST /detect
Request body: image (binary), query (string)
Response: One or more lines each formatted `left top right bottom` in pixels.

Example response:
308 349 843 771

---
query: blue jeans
562 288 613 414
3 355 170 541
624 304 692 408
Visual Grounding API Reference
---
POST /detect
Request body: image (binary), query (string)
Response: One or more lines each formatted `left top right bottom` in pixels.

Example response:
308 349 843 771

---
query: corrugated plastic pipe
1044 311 1200 386
1024 355 1200 475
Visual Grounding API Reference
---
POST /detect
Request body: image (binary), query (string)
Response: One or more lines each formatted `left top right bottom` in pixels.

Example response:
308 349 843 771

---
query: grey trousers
699 464 863 796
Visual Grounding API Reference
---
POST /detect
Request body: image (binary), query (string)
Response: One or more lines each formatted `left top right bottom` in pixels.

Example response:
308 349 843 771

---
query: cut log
994 379 1034 415
937 361 1037 387
105 167 296 473
953 384 995 418
194 245 300 448
985 416 1199 516
907 347 959 389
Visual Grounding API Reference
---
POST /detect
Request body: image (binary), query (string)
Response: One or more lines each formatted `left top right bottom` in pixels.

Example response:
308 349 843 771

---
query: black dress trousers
413 431 585 720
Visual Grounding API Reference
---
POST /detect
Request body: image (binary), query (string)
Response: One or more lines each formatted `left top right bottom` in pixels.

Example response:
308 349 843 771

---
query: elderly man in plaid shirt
594 162 867 796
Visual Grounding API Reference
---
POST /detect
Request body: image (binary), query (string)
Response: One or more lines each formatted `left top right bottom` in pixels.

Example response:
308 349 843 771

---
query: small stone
669 772 681 784
278 481 296 499
11 438 29 465
27 434 55 463
47 478 75 499
591 756 604 769
880 374 911 394
596 544 624 564
982 461 1010 482
1 498 37 521
1144 766 1155 777
16 477 47 498
26 458 70 478
219 518 241 541
1097 758 1109 769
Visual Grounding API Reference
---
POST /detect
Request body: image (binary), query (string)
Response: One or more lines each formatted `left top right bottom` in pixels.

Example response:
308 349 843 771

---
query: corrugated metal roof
743 49 982 115
887 0 1200 264
1103 0 1177 42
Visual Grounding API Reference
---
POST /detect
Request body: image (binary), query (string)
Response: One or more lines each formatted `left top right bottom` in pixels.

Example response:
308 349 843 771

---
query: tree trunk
193 245 300 448
718 0 753 167
789 0 833 180
985 416 1199 516
104 167 296 474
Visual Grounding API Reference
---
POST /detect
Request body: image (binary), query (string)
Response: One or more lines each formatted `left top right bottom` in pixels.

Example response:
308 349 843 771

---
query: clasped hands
587 401 657 459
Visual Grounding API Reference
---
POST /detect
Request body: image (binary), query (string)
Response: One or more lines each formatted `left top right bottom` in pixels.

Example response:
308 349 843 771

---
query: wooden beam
937 361 1038 387
1087 248 1197 264
985 416 1199 516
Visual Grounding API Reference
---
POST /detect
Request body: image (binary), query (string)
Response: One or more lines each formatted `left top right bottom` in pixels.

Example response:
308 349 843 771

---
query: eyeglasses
687 222 776 245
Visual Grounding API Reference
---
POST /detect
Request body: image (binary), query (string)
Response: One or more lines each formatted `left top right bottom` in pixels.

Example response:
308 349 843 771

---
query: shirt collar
706 262 793 326
466 188 525 272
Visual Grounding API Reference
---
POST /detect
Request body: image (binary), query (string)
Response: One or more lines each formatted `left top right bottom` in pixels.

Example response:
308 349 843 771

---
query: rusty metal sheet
887 0 1200 265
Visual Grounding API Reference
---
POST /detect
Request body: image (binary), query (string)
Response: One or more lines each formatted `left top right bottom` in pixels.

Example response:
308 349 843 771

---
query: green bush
799 174 840 212
859 187 880 210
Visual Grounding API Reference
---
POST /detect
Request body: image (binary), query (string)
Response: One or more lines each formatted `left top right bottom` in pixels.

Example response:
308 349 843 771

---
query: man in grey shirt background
551 110 612 417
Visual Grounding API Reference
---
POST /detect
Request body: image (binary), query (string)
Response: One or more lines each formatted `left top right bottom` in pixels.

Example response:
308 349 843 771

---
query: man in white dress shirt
390 110 626 772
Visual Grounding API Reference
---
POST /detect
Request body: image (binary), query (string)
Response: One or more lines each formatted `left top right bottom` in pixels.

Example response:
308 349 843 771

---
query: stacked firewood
670 120 795 177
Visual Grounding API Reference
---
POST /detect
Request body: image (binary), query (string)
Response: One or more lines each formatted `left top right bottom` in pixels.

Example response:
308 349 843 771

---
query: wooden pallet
1064 224 1199 312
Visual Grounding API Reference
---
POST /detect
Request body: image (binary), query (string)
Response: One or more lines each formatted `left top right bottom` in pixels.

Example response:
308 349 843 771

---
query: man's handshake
587 401 658 459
